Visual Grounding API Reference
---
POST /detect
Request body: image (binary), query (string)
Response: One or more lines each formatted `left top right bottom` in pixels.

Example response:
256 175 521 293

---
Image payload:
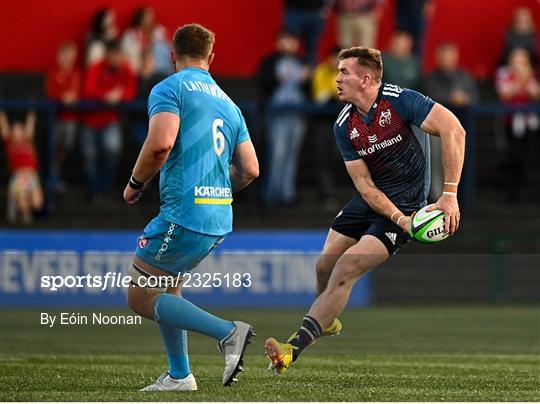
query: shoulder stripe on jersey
382 91 401 98
337 112 350 127
336 103 352 123
384 84 403 92
383 89 403 94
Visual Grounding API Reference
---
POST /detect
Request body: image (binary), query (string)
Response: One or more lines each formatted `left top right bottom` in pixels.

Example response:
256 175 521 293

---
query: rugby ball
410 205 449 244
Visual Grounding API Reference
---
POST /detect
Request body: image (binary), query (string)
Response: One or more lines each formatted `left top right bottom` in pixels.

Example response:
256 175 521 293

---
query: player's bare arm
345 159 411 234
123 111 180 204
229 140 259 192
420 103 466 235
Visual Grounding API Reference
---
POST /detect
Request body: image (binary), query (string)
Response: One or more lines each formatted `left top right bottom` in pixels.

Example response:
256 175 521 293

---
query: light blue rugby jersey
148 67 250 236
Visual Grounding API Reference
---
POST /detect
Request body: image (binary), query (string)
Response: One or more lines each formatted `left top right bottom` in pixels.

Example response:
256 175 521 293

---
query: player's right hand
123 183 143 205
397 212 416 236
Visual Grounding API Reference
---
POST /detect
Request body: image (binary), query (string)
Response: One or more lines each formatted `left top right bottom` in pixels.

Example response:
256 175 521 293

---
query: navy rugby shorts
331 194 416 255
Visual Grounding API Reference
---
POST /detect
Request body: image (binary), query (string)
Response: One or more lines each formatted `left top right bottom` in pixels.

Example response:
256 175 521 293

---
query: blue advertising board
0 230 371 307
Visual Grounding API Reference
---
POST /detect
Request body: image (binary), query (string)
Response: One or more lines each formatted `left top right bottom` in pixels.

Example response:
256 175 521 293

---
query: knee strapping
127 261 169 293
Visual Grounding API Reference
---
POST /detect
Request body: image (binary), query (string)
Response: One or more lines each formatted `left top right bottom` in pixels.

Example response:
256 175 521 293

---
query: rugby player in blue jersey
265 47 465 374
123 24 259 390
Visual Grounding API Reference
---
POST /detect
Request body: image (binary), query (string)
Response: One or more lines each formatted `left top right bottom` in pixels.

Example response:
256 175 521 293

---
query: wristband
129 175 144 190
396 215 405 226
444 182 459 186
390 211 401 223
442 191 457 197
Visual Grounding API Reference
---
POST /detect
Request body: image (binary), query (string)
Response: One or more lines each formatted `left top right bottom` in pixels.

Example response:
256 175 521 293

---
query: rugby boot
139 372 197 391
218 321 254 386
264 337 294 375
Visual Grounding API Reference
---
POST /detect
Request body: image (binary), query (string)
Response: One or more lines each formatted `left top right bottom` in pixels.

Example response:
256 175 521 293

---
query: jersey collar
356 84 383 125
181 67 210 75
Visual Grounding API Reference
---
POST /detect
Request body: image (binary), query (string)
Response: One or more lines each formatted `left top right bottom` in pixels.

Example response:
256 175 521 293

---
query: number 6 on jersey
213 118 225 156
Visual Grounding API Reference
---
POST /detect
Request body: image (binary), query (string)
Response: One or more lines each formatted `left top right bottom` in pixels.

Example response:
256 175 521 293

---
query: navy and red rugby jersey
334 83 435 211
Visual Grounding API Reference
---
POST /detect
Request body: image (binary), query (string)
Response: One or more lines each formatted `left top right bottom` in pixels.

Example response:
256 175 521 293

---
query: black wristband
129 175 144 190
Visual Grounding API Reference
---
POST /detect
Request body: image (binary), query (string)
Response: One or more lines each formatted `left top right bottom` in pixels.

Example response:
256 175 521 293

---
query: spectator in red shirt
81 39 137 202
0 111 43 224
46 40 81 191
495 47 540 201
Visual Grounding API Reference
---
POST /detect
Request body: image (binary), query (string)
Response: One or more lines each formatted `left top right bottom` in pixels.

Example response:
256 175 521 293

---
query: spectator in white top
86 8 119 66
122 7 172 75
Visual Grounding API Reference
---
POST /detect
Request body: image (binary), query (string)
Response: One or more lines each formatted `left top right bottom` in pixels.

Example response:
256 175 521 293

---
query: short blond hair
338 47 383 82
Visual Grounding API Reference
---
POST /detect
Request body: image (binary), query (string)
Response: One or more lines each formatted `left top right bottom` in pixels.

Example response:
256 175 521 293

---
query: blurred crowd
258 0 538 209
47 7 172 203
1 1 539 225
2 6 172 223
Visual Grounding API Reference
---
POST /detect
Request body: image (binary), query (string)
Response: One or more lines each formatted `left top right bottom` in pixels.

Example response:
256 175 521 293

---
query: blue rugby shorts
135 216 224 275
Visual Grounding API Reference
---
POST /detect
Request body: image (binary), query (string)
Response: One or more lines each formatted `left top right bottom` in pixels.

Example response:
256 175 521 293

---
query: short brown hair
173 23 215 59
338 47 383 82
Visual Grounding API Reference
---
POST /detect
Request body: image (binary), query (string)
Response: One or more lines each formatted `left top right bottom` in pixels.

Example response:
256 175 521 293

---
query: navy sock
289 316 322 361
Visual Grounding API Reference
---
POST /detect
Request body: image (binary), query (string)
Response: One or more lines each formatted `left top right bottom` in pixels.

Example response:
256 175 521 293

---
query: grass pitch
1 306 539 401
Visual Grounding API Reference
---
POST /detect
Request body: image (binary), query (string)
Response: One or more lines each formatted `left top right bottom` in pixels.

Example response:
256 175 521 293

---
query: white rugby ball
410 205 449 244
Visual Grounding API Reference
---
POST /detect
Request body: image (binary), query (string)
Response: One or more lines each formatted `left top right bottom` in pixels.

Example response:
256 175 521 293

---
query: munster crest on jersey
379 109 391 127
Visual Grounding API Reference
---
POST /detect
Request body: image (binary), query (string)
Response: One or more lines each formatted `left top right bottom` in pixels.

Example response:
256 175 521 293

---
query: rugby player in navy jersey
265 47 465 374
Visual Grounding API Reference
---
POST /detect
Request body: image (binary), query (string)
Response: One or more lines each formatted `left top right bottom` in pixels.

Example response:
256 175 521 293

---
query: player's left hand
427 195 460 235
123 183 143 205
